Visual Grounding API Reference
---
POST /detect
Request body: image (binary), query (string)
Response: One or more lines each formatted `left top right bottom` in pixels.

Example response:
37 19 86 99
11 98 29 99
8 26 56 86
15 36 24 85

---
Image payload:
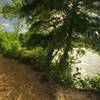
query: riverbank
0 54 99 100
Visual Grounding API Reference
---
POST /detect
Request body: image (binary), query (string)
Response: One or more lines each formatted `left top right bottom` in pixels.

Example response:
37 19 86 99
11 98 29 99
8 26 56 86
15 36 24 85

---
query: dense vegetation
0 0 100 91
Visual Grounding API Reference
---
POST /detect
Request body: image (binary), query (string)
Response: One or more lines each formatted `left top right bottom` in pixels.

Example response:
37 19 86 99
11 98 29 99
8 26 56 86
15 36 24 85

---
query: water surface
79 50 100 77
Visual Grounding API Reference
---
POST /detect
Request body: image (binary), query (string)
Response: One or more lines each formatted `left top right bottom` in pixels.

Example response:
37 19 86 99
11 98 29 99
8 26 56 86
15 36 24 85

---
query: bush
0 32 21 57
0 31 47 65
73 74 100 92
18 47 47 65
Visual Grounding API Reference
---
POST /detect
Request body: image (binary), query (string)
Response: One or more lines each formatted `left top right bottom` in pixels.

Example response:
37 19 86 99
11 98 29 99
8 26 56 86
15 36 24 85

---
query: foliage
0 29 47 65
2 0 100 86
73 74 100 92
0 30 21 57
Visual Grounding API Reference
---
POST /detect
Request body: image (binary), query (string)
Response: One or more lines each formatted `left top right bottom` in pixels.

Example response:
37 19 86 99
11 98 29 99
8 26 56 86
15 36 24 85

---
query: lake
78 50 100 77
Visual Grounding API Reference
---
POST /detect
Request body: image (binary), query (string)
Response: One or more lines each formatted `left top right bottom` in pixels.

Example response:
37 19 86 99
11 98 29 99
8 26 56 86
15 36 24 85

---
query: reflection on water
79 50 100 77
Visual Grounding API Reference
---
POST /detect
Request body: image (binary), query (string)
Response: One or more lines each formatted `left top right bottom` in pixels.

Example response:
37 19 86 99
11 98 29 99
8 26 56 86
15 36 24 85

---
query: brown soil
0 54 99 100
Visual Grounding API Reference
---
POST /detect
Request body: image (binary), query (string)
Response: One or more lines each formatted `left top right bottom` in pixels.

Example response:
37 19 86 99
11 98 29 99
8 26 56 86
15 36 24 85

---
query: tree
3 0 100 86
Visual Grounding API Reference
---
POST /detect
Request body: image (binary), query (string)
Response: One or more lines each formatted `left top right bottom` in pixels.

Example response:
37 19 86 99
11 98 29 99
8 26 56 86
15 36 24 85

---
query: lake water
78 50 100 77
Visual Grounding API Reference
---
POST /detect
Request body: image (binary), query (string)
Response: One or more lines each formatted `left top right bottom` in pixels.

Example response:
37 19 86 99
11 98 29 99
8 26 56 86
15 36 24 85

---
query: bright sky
0 0 28 33
0 15 14 32
0 0 17 32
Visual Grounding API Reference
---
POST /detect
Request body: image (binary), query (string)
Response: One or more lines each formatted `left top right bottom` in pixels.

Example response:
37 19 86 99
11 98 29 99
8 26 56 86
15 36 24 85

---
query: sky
0 0 28 33
0 0 17 32
0 14 15 32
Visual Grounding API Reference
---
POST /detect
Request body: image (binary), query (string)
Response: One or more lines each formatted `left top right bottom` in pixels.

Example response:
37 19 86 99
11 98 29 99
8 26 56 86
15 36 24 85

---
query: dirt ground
0 54 99 100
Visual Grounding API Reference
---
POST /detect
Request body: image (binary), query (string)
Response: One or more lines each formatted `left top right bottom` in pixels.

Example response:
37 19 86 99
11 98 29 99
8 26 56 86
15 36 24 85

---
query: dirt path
0 54 99 100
